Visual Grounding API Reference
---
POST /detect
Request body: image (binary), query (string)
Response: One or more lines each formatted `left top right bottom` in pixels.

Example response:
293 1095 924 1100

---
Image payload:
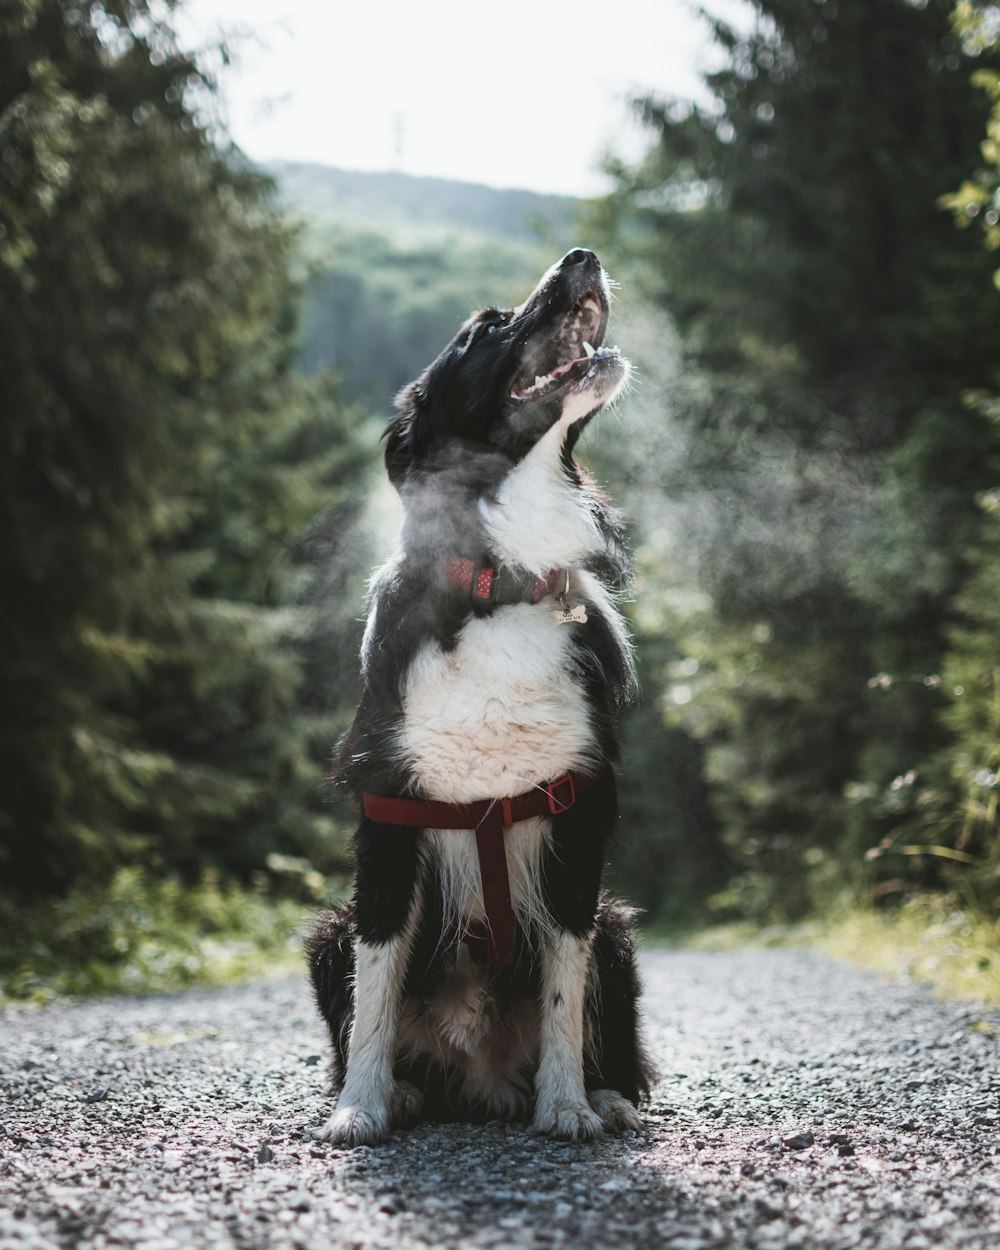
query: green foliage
0 0 366 902
941 2 1000 288
939 494 1000 864
7 0 1000 990
878 394 1000 914
296 221 568 407
599 0 999 386
274 161 578 406
590 0 1000 922
0 866 336 1003
689 892 1000 1005
607 632 731 927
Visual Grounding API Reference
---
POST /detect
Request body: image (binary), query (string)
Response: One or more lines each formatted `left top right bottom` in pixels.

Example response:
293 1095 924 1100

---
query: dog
306 247 654 1145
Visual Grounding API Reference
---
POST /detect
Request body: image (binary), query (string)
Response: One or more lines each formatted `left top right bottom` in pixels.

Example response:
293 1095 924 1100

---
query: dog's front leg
532 770 616 1141
531 929 604 1141
320 888 421 1146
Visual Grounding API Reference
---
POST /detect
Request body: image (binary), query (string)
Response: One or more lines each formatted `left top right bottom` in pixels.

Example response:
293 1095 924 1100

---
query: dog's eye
465 316 506 349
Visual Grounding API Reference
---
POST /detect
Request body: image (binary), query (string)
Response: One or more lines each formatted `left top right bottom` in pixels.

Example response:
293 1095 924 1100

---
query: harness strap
361 768 604 966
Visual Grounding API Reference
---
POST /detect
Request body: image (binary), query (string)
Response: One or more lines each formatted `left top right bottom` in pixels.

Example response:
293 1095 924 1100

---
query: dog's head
385 249 630 488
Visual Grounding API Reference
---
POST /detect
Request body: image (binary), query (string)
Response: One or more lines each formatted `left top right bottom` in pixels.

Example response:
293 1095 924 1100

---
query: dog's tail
586 892 658 1105
304 904 357 1093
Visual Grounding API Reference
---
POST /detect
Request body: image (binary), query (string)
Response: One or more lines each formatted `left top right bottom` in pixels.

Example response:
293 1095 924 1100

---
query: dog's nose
561 247 600 271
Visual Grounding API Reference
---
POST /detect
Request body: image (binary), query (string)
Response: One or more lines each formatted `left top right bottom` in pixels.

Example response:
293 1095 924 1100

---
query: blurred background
2 0 999 1000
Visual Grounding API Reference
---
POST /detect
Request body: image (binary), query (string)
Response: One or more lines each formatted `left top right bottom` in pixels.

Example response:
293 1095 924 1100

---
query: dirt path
1 948 998 1250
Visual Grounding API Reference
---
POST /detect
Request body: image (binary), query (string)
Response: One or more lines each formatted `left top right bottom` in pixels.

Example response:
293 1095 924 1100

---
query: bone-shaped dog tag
556 603 588 625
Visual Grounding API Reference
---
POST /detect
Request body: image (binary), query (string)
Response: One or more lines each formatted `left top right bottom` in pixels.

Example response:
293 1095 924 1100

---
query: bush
0 866 346 1003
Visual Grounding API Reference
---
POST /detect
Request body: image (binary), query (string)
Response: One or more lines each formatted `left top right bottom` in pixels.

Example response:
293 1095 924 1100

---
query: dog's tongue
545 342 612 381
510 343 622 400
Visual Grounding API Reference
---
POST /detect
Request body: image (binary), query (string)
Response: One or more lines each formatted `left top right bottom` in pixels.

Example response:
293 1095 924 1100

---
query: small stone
303 1055 322 1066
256 1144 274 1163
84 1085 110 1104
782 1130 814 1151
756 1196 784 1221
287 1191 312 1212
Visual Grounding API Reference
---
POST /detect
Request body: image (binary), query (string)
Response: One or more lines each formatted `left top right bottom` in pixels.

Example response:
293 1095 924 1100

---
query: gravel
1 949 998 1249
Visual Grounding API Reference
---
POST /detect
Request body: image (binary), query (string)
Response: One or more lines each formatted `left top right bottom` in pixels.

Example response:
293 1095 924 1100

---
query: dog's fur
306 248 654 1144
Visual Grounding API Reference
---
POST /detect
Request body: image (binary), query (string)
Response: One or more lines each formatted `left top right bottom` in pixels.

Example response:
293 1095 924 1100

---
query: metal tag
555 603 588 625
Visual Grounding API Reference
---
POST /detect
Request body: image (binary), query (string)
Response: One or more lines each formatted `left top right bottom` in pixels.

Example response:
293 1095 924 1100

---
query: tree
592 0 1000 917
941 2 1000 287
914 4 1000 914
926 410 1000 913
0 0 366 896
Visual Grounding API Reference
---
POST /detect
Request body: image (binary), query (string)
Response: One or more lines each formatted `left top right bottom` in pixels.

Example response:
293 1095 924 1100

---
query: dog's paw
587 1088 643 1134
319 1103 391 1147
531 1100 604 1142
390 1080 424 1124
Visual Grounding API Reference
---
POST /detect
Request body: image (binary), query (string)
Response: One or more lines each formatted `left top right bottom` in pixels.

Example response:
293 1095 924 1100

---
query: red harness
361 769 604 966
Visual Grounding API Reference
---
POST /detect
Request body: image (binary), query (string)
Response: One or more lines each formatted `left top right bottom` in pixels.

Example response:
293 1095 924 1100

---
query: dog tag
556 603 588 625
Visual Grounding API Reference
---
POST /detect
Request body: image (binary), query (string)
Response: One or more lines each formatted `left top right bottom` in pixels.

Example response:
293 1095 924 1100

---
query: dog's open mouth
509 291 620 402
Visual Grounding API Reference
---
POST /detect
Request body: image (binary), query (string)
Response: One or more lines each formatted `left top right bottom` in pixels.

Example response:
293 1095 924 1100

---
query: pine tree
933 415 1000 908
594 0 1000 915
924 5 1000 912
0 0 367 896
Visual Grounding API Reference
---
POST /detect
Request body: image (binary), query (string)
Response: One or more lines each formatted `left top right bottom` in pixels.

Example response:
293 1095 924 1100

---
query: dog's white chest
400 606 595 803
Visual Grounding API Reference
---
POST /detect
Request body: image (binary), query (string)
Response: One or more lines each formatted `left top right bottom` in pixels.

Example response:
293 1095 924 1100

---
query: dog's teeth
612 344 620 353
513 342 623 403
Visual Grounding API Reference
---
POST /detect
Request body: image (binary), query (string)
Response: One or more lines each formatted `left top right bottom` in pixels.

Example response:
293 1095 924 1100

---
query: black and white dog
307 248 653 1145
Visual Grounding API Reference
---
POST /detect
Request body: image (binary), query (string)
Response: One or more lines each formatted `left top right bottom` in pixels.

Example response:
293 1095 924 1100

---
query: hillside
267 162 584 406
268 161 577 244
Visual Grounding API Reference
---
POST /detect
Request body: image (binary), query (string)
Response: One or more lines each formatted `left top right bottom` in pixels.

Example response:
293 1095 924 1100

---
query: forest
1 0 999 999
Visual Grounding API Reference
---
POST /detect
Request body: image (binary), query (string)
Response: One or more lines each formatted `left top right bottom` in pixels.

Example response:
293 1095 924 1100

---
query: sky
175 0 752 198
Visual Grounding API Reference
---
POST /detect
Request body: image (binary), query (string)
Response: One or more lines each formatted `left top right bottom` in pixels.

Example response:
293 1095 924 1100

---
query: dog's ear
384 374 451 487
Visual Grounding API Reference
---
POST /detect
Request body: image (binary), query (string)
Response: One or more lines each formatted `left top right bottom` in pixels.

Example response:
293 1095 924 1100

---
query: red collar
362 769 605 966
445 557 564 608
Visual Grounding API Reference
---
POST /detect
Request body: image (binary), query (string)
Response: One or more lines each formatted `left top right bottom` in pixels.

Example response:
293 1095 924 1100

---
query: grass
6 871 998 1013
0 867 347 1007
682 893 1000 1007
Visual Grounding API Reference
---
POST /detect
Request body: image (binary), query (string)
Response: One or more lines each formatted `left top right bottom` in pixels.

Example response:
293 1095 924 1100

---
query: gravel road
1 948 998 1250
